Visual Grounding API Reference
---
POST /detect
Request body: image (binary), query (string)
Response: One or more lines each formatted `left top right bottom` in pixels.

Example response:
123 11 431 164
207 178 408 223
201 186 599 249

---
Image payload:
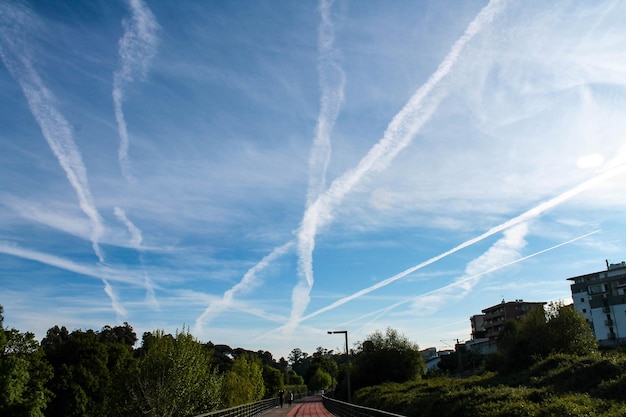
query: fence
192 392 318 417
322 395 406 417
193 397 278 417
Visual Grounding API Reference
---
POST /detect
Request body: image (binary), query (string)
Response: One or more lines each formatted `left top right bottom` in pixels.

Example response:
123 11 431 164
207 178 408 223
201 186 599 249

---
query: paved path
262 396 333 417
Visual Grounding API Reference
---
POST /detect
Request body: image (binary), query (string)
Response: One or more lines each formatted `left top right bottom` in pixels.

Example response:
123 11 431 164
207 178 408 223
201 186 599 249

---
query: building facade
481 299 546 340
568 261 626 346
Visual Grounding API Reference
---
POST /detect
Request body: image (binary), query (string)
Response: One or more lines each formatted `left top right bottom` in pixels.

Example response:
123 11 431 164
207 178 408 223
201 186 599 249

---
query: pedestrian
288 391 293 407
278 389 284 408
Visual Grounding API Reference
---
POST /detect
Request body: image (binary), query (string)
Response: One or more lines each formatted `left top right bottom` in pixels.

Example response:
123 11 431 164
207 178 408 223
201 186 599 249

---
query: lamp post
328 330 351 402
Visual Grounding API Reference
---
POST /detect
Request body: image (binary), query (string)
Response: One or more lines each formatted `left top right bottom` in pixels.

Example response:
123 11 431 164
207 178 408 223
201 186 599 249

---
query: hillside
354 353 626 417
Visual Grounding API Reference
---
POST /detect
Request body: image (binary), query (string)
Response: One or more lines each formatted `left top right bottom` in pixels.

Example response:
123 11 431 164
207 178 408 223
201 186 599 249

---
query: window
581 297 585 302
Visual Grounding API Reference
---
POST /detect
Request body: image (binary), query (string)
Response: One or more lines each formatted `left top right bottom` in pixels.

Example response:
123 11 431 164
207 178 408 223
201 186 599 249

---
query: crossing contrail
0 2 132 318
297 161 624 325
306 0 345 206
193 241 294 333
287 0 507 331
349 229 601 328
195 0 346 334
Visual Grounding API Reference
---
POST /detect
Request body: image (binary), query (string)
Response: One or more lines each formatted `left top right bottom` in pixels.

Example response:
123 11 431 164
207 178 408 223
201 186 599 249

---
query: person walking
278 389 284 408
288 391 293 407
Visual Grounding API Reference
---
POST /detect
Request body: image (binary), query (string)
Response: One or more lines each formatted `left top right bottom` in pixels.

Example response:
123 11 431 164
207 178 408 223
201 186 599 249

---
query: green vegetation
0 306 52 417
2 301 623 417
0 304 348 416
355 354 626 417
353 303 626 417
352 327 425 391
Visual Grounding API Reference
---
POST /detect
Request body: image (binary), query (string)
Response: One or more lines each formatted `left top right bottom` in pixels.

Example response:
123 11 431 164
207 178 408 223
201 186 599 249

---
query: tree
42 327 110 417
288 348 308 365
98 325 139 417
308 367 332 391
285 369 304 385
221 354 265 407
352 328 425 390
496 302 598 371
0 306 52 417
545 302 597 355
306 347 338 390
262 365 283 398
131 328 223 417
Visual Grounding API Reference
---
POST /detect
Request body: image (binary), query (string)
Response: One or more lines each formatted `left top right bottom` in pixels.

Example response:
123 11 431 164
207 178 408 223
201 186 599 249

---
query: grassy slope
354 353 626 417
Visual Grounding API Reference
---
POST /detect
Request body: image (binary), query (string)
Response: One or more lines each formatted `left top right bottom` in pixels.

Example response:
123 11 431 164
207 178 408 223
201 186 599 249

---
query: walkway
262 396 333 417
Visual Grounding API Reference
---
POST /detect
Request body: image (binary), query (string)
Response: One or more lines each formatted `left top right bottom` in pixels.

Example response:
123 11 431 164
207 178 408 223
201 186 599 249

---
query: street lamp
328 330 351 402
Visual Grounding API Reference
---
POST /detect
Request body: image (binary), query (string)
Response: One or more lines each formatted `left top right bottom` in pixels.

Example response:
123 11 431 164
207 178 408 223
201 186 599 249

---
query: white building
568 261 626 346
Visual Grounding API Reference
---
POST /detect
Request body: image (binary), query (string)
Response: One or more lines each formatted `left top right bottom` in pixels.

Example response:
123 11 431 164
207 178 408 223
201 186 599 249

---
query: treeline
0 300 429 417
0 305 332 417
354 303 626 417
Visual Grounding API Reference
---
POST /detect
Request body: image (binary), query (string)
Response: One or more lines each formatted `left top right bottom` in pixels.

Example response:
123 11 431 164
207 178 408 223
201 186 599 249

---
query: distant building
470 314 486 340
568 261 626 347
420 347 454 372
481 299 546 340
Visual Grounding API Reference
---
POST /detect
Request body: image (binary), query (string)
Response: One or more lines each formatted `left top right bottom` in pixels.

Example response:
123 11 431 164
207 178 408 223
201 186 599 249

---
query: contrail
0 241 145 286
350 229 601 327
114 207 143 248
195 0 346 332
0 3 105 263
252 228 601 342
307 0 345 206
288 0 507 331
114 207 158 308
296 161 624 326
0 3 129 318
112 0 159 182
289 0 347 330
193 241 294 334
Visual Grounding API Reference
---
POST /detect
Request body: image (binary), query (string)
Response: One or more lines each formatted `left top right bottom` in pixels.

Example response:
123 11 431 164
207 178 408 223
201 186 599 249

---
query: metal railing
322 395 406 417
193 397 278 417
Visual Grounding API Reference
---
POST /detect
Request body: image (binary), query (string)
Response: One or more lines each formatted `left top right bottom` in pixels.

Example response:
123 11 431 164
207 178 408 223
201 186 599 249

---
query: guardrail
193 397 278 417
322 395 406 417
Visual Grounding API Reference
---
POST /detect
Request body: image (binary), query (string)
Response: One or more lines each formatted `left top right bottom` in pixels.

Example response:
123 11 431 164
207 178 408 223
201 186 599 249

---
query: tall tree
130 328 222 417
98 324 139 417
352 328 425 390
0 306 52 417
221 354 265 407
497 302 598 371
288 348 310 379
42 327 110 417
262 364 283 398
308 367 332 391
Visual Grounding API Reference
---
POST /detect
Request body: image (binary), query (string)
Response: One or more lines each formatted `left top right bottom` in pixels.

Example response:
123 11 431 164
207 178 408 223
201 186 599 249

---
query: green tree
262 364 283 398
545 302 597 355
0 306 52 417
131 329 223 417
305 347 338 390
285 369 304 385
42 327 110 417
222 353 265 407
308 367 332 391
288 348 310 378
98 324 139 417
497 302 598 371
352 328 425 390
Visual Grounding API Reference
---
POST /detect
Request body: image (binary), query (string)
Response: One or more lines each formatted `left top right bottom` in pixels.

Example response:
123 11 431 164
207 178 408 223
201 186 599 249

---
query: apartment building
568 261 626 346
480 299 546 340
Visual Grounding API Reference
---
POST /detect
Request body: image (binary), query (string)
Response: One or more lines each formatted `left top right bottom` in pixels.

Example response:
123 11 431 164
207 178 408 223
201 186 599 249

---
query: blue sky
1 0 626 359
